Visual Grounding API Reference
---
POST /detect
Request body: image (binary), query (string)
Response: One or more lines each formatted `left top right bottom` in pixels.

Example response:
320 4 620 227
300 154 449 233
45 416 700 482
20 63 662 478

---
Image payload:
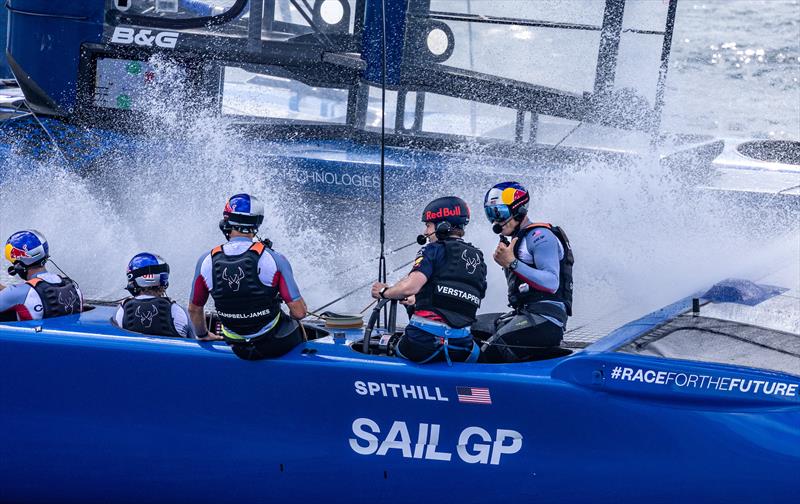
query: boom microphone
416 233 430 245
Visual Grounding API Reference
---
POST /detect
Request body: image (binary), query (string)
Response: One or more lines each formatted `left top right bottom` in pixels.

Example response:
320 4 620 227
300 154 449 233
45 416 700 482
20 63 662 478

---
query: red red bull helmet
4 229 49 266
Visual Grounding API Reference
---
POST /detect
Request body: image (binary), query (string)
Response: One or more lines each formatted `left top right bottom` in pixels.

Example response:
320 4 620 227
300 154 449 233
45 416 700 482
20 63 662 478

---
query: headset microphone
492 223 503 234
416 233 432 245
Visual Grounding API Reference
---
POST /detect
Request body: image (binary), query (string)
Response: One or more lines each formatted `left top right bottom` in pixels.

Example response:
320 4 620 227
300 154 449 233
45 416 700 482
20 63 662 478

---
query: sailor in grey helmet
113 253 196 339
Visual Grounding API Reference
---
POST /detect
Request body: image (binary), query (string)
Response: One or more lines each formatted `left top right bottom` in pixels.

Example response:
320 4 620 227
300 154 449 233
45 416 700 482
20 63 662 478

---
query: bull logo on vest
222 266 246 292
461 250 480 275
58 290 78 314
135 305 158 328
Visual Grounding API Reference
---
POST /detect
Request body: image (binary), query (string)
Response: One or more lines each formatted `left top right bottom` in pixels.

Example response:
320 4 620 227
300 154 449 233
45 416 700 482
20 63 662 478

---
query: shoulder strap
249 242 266 255
513 222 554 258
211 245 223 256
26 278 42 287
526 222 552 230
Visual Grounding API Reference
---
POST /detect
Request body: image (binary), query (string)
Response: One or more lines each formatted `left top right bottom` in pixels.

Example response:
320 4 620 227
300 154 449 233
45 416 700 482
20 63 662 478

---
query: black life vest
210 241 282 336
506 223 574 316
121 296 182 338
26 276 82 318
414 239 487 329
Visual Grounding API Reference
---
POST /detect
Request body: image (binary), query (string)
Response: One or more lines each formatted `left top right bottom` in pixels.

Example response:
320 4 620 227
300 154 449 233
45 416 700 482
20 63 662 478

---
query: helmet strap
219 219 233 241
125 282 141 296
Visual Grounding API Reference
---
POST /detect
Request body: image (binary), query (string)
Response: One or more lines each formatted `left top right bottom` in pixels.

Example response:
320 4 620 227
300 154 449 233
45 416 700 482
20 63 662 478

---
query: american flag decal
456 386 492 405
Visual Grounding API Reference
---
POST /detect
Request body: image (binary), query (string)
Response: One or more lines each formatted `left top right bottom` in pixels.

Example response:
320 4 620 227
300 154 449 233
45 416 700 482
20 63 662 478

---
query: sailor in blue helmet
371 196 487 364
113 253 195 339
188 193 308 359
477 181 574 362
0 230 83 320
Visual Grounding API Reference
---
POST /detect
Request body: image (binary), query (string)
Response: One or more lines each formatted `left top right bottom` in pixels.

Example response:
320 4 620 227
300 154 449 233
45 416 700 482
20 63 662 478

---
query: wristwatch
508 259 519 271
379 286 389 299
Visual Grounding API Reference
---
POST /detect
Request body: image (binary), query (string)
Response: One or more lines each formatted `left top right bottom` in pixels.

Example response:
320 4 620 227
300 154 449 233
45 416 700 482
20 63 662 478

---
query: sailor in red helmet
188 194 308 359
371 196 487 365
478 181 575 362
0 230 83 320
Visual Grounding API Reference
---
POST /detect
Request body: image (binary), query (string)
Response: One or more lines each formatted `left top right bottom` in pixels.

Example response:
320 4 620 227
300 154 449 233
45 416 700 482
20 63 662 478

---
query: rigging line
22 102 74 169
551 121 583 149
288 0 336 49
311 257 415 314
377 0 388 326
327 239 418 279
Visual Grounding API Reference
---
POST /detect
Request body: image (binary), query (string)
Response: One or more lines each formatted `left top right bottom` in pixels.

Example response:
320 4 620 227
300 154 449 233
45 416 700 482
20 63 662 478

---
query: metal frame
85 0 680 145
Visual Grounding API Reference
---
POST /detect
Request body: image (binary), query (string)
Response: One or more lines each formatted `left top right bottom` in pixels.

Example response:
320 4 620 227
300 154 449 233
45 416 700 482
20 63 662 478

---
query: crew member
114 252 196 339
371 196 487 364
0 229 83 320
188 193 308 359
479 181 574 362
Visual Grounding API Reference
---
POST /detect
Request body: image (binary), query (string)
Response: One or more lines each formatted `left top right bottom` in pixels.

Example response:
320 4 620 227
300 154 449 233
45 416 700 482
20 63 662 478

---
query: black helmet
421 196 470 237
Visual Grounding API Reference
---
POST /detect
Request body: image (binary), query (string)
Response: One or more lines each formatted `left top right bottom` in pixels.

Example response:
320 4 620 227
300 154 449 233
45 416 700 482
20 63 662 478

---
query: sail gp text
349 418 523 465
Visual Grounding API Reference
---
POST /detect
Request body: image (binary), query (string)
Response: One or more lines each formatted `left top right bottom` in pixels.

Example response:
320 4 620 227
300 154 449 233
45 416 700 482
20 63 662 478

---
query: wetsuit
114 295 195 338
478 223 573 363
397 238 487 364
0 271 83 321
191 237 304 359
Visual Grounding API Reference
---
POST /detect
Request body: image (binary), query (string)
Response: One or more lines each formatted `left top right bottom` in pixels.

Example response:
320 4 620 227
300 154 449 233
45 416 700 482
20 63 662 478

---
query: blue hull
1 302 798 504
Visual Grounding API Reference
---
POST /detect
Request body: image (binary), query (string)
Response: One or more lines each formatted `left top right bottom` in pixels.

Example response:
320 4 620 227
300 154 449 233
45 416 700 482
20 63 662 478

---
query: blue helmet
483 181 530 223
223 193 264 228
126 252 170 294
220 193 264 238
4 229 49 267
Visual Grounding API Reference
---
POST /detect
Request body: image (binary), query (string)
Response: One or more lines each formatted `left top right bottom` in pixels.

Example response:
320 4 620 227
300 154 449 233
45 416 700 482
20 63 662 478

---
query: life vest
413 239 487 329
121 297 182 338
210 241 281 337
26 276 82 318
506 223 574 316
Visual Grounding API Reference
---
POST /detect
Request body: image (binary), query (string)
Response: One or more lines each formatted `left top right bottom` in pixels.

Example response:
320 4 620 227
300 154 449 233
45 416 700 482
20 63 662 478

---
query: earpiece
219 219 232 240
125 281 139 296
434 221 452 238
8 262 28 279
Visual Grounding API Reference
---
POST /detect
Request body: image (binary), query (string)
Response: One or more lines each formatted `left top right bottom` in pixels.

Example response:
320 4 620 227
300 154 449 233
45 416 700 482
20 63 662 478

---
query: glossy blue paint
362 0 407 85
1 302 797 504
0 6 12 78
6 0 104 113
703 278 787 306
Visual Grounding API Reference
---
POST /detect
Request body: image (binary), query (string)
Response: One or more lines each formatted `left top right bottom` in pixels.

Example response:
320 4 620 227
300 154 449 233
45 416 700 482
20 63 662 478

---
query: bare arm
286 298 307 320
371 271 428 300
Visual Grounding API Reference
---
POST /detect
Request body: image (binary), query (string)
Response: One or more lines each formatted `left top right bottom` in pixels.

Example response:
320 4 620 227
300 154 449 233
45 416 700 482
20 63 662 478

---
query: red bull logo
425 206 462 221
9 247 28 259
4 243 29 262
224 201 234 212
